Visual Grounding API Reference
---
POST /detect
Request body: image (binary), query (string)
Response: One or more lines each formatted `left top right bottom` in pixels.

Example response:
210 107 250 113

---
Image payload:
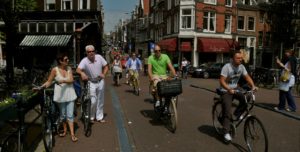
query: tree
0 0 36 87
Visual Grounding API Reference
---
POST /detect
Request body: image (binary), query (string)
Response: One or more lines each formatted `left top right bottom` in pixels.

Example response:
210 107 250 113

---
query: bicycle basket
157 79 182 97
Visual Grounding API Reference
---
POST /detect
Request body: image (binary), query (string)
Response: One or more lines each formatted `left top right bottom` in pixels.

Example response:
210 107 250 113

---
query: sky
102 0 139 34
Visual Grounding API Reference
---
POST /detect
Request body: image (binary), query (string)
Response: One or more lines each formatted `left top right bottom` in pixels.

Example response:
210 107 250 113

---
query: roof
19 35 72 47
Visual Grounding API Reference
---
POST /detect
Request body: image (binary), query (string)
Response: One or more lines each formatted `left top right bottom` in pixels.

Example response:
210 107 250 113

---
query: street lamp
75 28 82 64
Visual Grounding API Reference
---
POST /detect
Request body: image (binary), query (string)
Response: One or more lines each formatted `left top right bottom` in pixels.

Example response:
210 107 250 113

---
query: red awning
180 42 192 52
157 38 177 52
197 38 239 53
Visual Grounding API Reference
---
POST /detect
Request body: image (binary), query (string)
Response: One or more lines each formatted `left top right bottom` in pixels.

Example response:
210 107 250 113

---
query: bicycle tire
133 79 139 96
42 109 53 152
212 101 224 135
117 74 120 86
2 134 18 152
83 98 92 137
244 116 268 152
166 97 178 133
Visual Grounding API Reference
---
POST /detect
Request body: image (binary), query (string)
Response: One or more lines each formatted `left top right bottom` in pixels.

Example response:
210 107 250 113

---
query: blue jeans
278 88 296 111
59 101 75 122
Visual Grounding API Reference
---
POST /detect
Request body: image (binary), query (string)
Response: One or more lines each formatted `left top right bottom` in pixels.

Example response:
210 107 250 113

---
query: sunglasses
154 50 161 52
87 50 95 54
63 58 69 61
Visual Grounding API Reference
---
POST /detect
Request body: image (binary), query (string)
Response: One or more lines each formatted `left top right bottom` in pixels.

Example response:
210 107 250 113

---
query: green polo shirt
148 54 171 75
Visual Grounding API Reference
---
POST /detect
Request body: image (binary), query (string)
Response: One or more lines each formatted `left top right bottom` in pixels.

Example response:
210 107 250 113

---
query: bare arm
101 65 109 78
167 62 177 77
76 67 88 81
148 64 153 81
42 68 56 88
244 74 256 90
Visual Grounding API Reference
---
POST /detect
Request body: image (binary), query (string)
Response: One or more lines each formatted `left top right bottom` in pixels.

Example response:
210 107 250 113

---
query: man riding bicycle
126 53 142 89
219 50 257 142
148 44 177 108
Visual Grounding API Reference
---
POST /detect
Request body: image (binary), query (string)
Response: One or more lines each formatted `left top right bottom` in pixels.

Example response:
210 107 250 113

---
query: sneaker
285 108 296 112
155 100 160 107
224 133 232 142
274 107 283 111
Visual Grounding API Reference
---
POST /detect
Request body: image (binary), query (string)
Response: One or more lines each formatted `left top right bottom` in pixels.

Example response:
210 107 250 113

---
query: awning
157 38 177 52
20 35 72 47
197 38 239 53
180 42 192 52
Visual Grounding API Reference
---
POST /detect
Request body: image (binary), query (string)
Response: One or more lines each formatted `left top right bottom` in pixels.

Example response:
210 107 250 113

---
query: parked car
192 62 225 78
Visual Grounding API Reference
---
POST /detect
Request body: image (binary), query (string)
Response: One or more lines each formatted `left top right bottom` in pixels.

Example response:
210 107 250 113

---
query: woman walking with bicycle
219 50 257 142
41 53 78 142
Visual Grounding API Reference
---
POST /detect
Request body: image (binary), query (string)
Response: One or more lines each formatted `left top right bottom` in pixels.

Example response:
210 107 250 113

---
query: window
225 0 232 7
48 22 55 33
38 23 46 33
66 23 73 32
238 16 244 30
79 0 89 10
181 9 194 29
203 11 216 32
258 31 263 46
151 0 154 7
247 17 255 31
175 0 180 6
45 0 55 11
57 22 64 33
224 15 231 33
265 32 270 46
204 0 216 5
259 13 264 23
62 0 72 10
29 23 37 33
20 23 28 32
243 0 251 5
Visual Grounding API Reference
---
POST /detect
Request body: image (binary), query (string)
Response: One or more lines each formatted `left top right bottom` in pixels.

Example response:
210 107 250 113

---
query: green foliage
15 0 37 11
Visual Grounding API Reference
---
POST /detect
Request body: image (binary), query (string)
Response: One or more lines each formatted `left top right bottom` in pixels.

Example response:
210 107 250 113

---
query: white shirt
78 54 108 79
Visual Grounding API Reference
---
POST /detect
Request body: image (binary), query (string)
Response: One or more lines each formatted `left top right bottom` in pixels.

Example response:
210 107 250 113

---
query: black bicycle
212 88 268 152
80 78 100 137
33 83 61 152
152 78 182 133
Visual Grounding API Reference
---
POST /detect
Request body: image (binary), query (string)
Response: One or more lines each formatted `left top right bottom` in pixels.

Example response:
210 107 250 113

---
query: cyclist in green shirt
148 44 177 107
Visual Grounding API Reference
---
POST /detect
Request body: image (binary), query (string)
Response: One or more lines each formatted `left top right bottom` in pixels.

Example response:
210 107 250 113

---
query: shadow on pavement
140 110 164 126
198 125 248 152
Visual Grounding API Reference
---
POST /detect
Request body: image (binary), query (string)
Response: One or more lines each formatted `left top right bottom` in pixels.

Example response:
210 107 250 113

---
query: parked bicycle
151 77 182 133
80 77 101 137
212 88 268 152
252 67 278 89
33 82 61 152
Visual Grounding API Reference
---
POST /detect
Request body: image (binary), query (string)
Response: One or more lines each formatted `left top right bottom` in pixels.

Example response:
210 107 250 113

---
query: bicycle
212 88 268 152
80 77 101 137
151 77 182 133
33 83 61 152
252 67 277 89
129 70 140 96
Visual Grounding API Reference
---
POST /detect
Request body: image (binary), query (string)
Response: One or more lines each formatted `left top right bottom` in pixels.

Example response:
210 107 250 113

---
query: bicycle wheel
212 101 223 135
133 79 139 96
166 97 178 133
42 110 53 152
244 116 268 152
82 98 92 137
116 74 120 86
2 134 18 152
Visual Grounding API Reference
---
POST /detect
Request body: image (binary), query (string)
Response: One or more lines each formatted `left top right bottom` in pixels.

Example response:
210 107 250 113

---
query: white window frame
237 16 245 30
225 0 232 7
247 16 255 31
174 13 179 33
167 0 171 10
79 0 90 10
203 11 216 33
61 0 72 11
224 15 231 33
45 0 55 11
242 0 253 5
204 0 216 5
180 8 194 30
167 17 171 34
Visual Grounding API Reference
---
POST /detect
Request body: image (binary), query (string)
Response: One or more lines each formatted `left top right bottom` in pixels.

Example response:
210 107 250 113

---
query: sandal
97 119 107 123
71 135 78 142
59 132 66 137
